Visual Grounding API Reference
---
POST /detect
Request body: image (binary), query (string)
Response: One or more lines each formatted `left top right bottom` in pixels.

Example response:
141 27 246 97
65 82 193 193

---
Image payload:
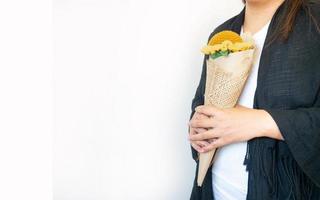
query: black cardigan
189 1 320 199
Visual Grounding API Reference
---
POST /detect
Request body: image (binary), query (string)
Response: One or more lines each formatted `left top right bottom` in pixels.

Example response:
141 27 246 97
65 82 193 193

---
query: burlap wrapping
197 48 255 187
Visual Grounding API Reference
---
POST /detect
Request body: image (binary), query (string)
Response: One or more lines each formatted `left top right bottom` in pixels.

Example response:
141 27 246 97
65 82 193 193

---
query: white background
0 0 242 200
0 1 53 200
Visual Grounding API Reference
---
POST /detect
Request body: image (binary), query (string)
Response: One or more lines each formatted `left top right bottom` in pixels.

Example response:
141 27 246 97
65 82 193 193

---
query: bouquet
197 30 255 187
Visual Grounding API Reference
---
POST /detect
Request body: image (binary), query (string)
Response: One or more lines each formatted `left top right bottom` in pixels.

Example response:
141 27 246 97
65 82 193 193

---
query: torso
211 20 271 200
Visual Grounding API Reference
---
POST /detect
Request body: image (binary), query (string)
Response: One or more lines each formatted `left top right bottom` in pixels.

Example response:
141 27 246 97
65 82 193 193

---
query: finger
189 127 208 136
195 118 220 130
190 142 200 151
195 105 221 117
189 113 208 130
201 141 218 153
202 135 234 151
195 127 208 134
189 128 216 141
191 140 211 153
192 120 219 131
191 142 204 153
189 118 214 128
188 126 196 135
195 140 210 148
201 138 220 152
193 111 208 120
207 138 216 144
198 112 209 119
190 112 210 126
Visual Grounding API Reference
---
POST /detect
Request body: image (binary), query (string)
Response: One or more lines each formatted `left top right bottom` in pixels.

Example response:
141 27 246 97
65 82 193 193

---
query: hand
188 104 283 153
188 112 213 153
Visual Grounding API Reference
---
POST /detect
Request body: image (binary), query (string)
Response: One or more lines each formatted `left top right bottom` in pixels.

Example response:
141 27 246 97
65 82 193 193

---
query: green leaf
210 50 230 59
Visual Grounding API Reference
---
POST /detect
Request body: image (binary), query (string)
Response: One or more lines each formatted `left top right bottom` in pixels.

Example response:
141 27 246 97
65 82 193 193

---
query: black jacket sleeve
264 89 320 187
263 2 320 187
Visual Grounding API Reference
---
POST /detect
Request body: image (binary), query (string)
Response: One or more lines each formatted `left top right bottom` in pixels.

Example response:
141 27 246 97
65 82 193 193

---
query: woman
188 0 320 199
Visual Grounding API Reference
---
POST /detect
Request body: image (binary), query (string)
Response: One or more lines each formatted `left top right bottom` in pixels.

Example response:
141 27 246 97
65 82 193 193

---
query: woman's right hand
188 112 211 153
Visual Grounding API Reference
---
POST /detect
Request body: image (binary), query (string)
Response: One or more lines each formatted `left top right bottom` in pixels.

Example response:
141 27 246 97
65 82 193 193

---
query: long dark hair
242 0 320 43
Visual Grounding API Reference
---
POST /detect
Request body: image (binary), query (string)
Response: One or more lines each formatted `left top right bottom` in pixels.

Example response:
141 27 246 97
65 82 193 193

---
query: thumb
195 105 220 117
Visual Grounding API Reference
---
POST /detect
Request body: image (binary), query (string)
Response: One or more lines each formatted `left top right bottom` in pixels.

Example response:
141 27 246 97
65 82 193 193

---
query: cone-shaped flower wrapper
196 31 256 187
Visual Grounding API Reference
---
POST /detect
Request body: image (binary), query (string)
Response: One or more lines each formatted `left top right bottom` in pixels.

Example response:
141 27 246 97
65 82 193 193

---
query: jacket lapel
230 7 245 34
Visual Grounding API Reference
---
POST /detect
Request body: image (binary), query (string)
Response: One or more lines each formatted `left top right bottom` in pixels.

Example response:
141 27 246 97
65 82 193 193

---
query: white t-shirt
211 20 271 200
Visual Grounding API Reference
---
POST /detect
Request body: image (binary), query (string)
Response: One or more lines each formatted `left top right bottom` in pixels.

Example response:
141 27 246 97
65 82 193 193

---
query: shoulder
308 0 320 18
299 1 320 40
285 1 320 43
306 0 320 22
206 13 241 43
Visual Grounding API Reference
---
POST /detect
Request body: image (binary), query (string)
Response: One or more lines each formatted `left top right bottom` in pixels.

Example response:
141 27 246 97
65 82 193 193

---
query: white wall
0 1 53 200
53 0 242 199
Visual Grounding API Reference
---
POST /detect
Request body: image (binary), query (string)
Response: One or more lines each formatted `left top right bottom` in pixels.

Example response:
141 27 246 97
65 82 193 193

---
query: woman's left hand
188 104 284 153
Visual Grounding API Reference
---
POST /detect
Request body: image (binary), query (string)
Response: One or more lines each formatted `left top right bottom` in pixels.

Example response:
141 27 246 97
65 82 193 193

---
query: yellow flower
208 31 243 45
229 44 240 52
222 40 233 47
212 44 221 51
201 46 216 54
221 45 228 51
200 39 254 55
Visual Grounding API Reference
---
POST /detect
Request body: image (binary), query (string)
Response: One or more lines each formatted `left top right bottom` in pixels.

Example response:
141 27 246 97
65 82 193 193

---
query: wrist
258 109 284 140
